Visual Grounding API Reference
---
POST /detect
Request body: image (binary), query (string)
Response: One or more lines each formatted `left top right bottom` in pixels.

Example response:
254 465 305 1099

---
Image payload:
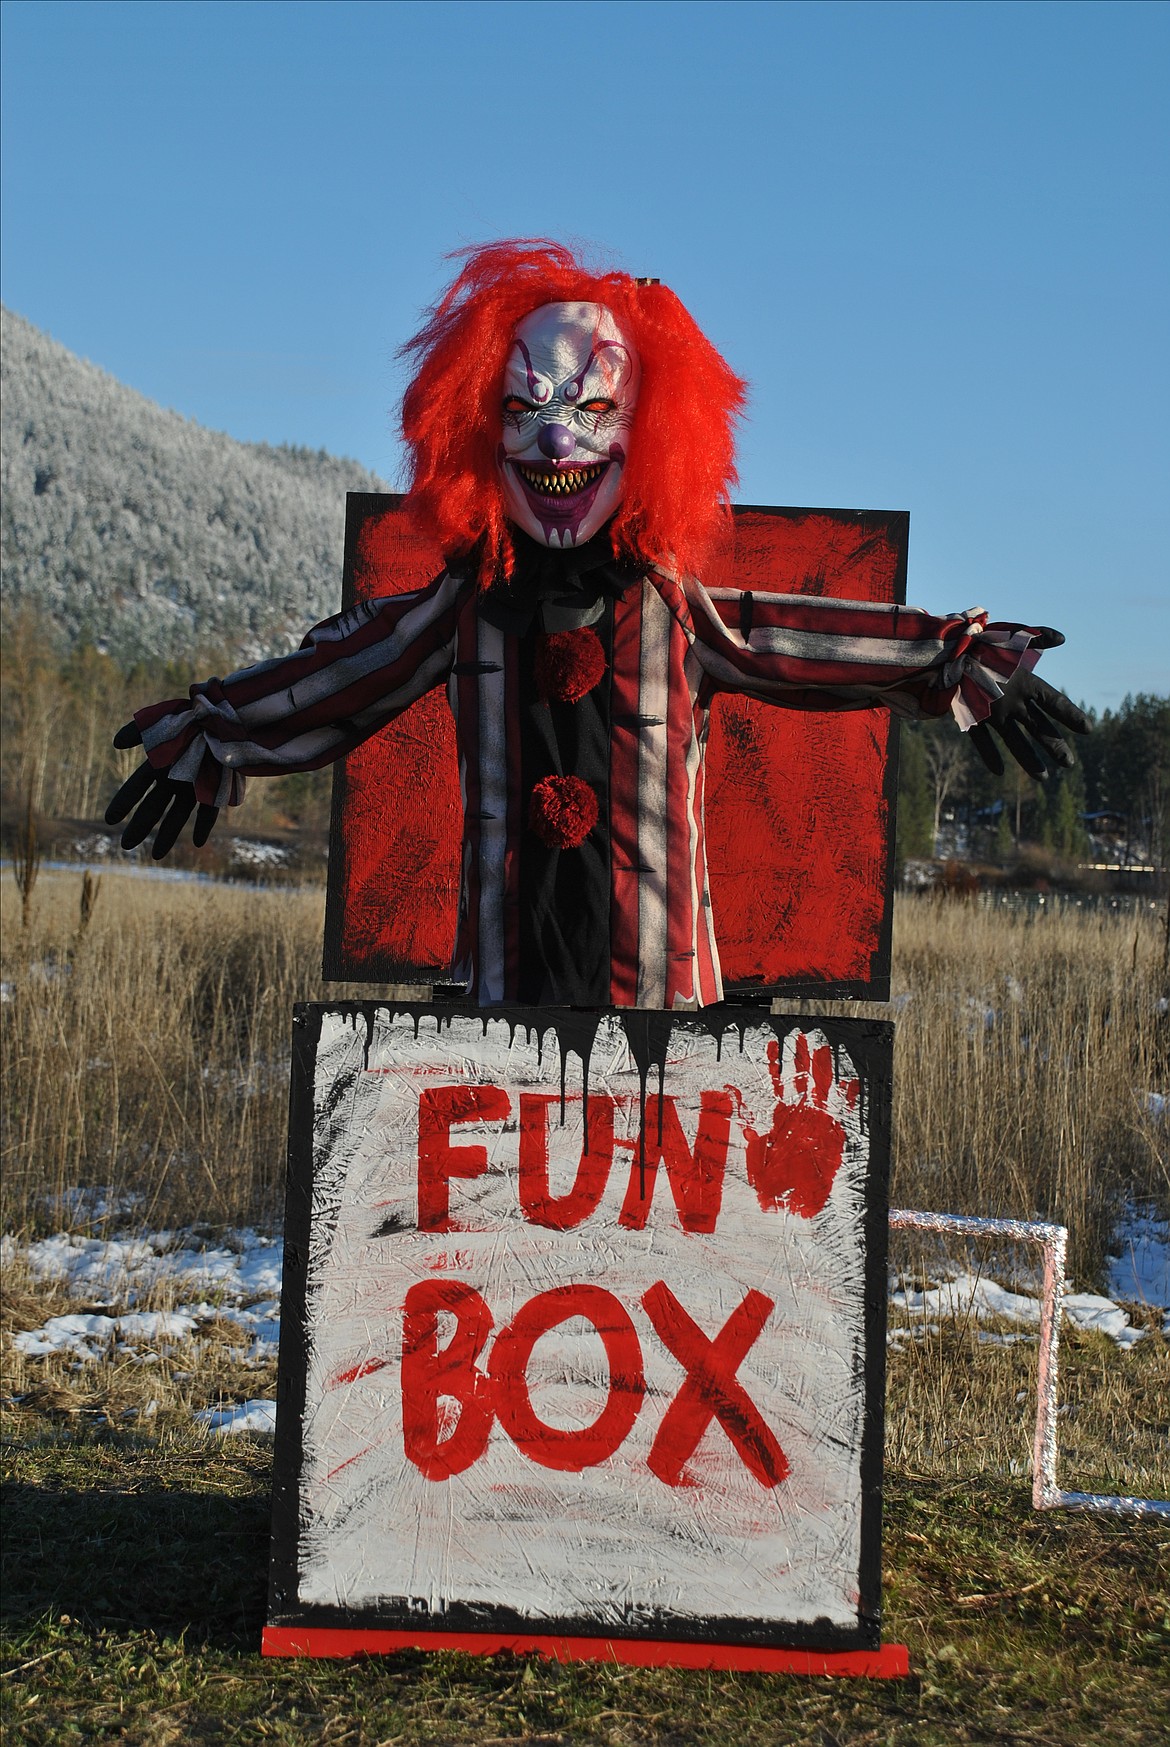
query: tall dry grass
2 875 1166 1281
891 894 1168 1279
0 874 383 1234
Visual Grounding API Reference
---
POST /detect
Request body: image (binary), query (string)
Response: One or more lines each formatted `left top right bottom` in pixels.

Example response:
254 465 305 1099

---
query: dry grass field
2 874 1168 1743
889 894 1168 1283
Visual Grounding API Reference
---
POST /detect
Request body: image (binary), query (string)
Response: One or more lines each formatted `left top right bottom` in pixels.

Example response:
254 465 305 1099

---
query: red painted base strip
261 1625 909 1678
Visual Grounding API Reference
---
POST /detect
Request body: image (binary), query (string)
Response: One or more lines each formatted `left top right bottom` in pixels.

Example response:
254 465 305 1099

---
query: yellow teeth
517 462 607 496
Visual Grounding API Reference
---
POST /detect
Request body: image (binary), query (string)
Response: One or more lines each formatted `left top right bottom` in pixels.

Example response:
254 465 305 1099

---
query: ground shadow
0 1482 270 1646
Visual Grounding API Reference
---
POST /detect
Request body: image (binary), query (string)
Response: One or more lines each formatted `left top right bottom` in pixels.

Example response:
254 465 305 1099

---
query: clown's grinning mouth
514 461 609 498
500 441 625 544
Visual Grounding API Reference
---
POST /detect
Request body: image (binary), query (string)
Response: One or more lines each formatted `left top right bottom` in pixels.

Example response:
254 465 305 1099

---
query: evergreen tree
1047 766 1088 859
895 724 934 863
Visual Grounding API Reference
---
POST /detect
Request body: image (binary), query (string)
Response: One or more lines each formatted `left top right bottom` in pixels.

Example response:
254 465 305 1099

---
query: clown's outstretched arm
105 569 473 858
677 576 1089 774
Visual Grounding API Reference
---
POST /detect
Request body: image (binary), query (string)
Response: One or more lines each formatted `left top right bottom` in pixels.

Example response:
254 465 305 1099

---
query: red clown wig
399 240 747 583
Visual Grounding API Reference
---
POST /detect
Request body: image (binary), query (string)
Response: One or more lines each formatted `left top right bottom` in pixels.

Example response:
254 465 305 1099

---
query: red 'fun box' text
342 1274 793 1488
324 1031 864 1488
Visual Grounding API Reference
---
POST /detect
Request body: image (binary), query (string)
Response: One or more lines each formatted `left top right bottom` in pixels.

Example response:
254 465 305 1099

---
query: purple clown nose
537 423 575 461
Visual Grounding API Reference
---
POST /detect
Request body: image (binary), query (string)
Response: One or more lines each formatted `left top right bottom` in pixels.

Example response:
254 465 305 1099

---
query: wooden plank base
262 1625 910 1677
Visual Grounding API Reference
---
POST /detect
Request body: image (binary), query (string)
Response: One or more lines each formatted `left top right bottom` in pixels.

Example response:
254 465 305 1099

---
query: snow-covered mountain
1 306 389 664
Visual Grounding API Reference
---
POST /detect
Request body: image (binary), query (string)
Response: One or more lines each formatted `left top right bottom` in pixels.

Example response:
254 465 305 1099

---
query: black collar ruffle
475 523 649 636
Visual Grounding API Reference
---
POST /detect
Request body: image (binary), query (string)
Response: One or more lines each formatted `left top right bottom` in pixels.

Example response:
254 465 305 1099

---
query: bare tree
12 783 41 928
923 732 967 856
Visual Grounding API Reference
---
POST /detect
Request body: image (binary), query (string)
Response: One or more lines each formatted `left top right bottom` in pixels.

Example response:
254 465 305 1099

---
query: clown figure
108 241 1088 1008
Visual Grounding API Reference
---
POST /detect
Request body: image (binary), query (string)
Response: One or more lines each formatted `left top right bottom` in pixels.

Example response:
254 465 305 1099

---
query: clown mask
497 301 640 550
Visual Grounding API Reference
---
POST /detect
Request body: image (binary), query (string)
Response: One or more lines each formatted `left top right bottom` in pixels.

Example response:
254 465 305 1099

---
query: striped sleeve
133 569 472 808
673 574 1056 729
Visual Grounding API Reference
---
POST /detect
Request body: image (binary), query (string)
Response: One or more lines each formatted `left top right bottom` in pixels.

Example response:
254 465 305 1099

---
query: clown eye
580 398 616 415
502 394 535 415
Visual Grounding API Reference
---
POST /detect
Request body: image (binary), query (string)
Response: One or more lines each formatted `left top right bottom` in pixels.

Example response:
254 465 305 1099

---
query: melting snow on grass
11 1308 204 1360
1106 1203 1170 1335
11 1227 283 1305
889 1273 1149 1348
3 1227 284 1392
195 1399 279 1435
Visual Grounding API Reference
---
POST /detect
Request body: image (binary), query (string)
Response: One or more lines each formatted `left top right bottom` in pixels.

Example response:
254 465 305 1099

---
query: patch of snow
196 1399 277 1436
887 1323 941 1345
116 1309 202 1346
227 838 289 867
1106 1203 1170 1309
199 1055 290 1097
5 1226 285 1373
229 1297 282 1358
1063 1293 1147 1348
68 837 114 860
891 1272 1042 1325
29 958 71 985
963 997 999 1034
42 1186 146 1228
890 1270 1149 1348
14 1228 284 1303
10 1307 201 1360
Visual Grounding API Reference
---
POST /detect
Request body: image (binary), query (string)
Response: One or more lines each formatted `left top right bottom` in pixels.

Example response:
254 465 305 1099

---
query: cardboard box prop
323 500 907 1000
264 1003 899 1670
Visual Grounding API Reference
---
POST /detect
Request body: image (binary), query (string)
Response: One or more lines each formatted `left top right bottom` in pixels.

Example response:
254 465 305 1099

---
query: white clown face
497 301 640 549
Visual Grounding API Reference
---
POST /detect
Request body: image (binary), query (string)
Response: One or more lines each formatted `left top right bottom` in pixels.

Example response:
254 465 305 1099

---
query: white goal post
888 1208 1169 1520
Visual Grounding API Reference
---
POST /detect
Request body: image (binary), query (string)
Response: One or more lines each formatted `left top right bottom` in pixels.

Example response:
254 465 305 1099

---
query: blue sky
2 0 1166 710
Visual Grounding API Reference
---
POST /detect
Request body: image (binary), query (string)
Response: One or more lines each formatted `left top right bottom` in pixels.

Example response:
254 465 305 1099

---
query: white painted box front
281 1006 887 1641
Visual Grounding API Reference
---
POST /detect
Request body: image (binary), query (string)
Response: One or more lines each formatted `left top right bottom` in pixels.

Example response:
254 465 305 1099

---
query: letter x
641 1281 790 1489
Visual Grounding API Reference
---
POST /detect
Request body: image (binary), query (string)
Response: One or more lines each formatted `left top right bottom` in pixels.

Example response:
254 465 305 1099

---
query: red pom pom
534 627 607 704
528 775 599 849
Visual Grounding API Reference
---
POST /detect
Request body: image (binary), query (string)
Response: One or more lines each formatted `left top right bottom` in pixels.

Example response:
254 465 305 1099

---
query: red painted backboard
323 496 907 999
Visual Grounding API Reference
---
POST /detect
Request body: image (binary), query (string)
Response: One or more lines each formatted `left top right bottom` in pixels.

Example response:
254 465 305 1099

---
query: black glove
104 722 220 859
968 661 1091 779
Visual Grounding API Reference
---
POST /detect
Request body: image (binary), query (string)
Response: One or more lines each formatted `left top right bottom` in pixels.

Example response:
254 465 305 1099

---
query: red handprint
739 1030 860 1219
